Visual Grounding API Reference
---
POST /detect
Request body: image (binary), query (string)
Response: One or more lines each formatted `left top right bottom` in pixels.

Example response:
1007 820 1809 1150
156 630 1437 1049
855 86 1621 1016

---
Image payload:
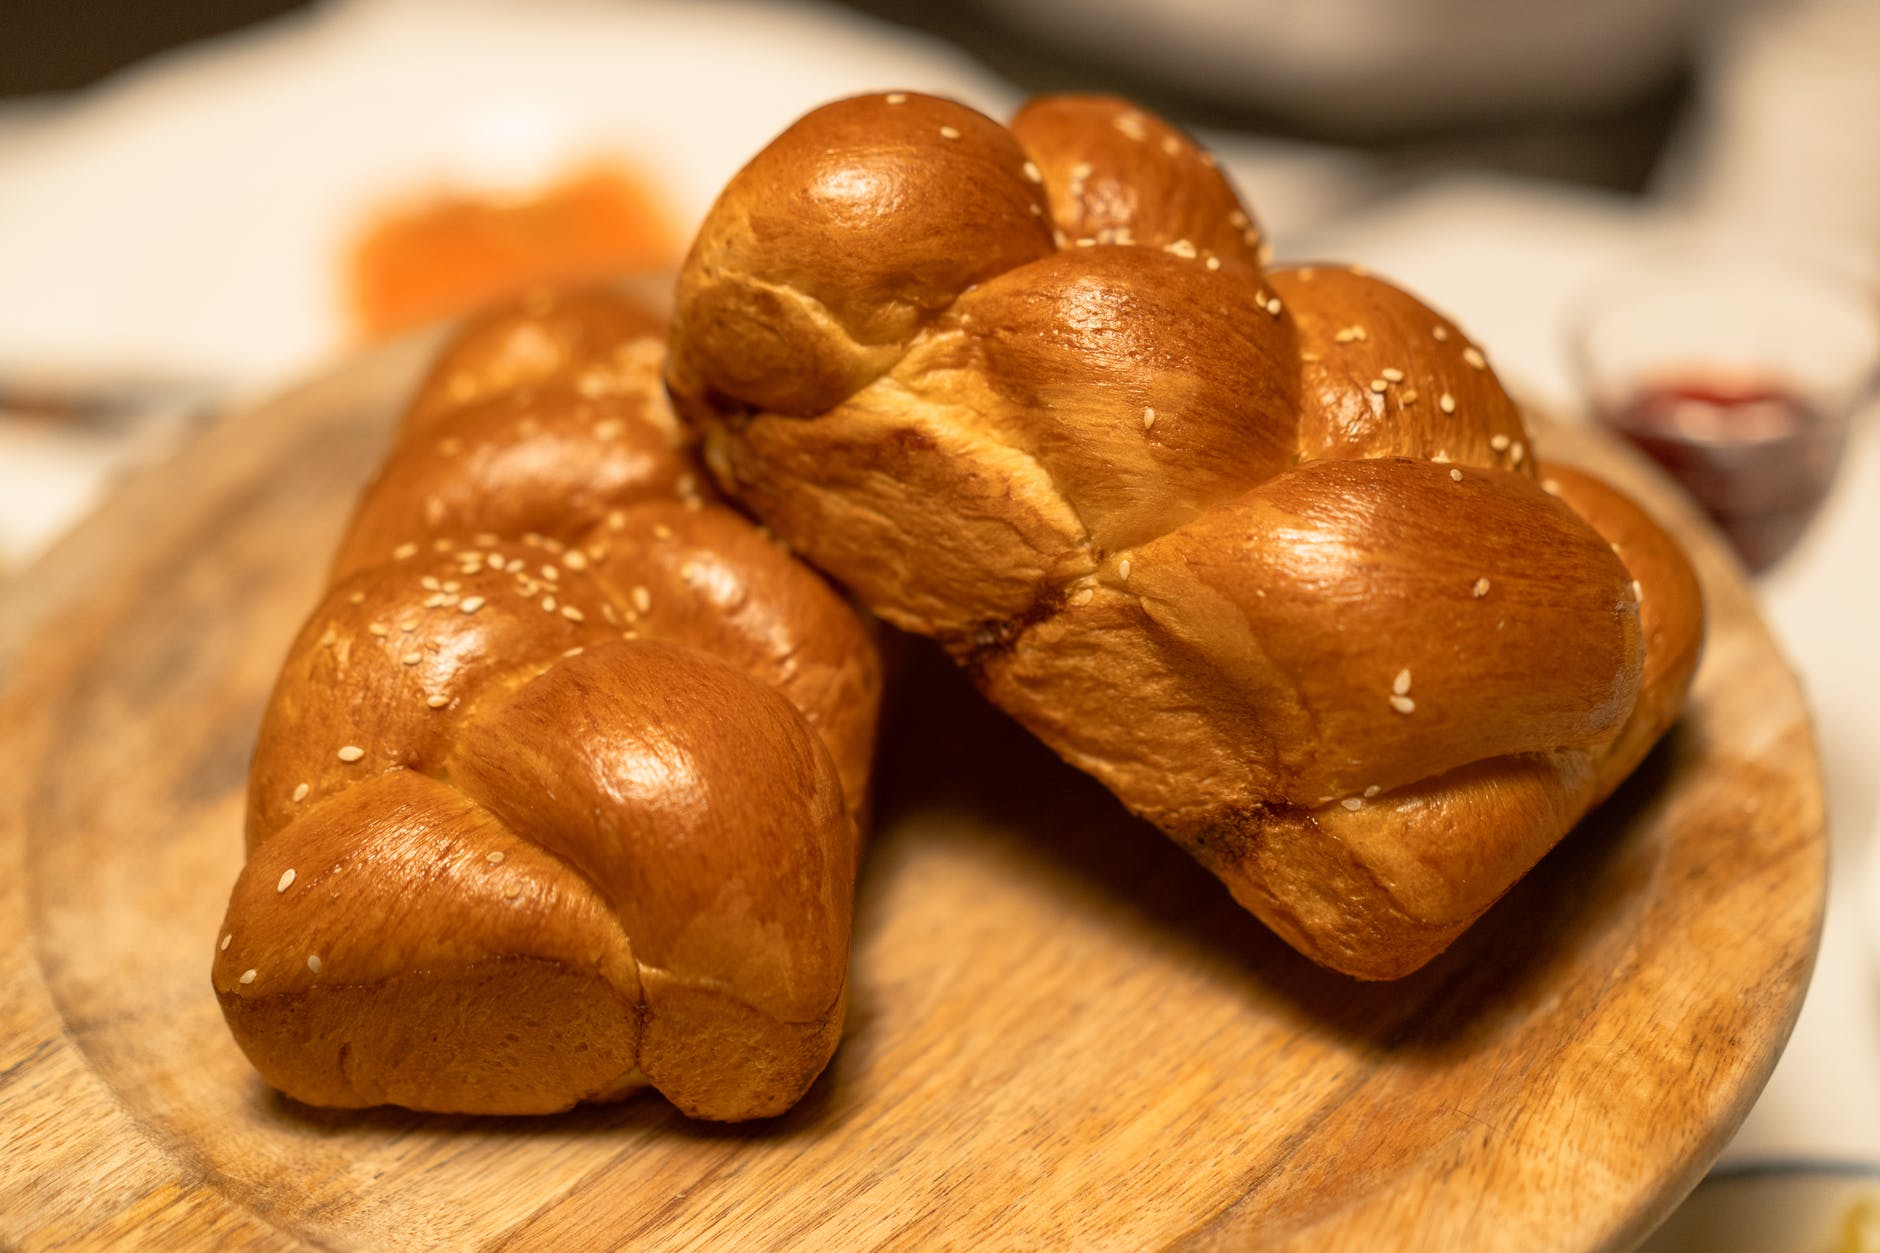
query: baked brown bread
213 288 881 1119
668 92 1705 980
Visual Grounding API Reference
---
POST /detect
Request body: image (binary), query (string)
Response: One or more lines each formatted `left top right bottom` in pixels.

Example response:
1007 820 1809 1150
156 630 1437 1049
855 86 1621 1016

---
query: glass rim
1562 232 1880 409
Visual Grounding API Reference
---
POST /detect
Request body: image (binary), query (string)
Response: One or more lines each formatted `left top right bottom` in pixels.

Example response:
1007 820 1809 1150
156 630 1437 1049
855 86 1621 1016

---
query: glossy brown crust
217 287 881 1119
670 92 1706 980
1009 94 1266 270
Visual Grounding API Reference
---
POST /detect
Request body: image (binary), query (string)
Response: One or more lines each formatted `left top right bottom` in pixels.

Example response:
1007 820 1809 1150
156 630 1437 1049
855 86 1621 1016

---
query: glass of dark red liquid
1568 245 1880 572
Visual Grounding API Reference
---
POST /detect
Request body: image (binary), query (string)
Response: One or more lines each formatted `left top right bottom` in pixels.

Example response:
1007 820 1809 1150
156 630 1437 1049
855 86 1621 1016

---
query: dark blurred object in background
5 0 1690 198
0 0 309 96
841 0 1697 195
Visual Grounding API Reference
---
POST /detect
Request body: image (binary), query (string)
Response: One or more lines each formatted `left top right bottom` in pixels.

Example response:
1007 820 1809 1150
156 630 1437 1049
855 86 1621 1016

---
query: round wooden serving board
0 336 1825 1251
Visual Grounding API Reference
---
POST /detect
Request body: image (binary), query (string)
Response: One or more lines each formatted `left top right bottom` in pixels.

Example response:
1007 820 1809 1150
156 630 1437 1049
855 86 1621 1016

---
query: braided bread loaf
213 289 880 1120
668 93 1704 980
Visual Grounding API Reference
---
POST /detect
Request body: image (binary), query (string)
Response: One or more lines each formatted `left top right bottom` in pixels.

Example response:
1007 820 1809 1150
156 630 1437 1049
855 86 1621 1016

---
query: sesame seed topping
1023 160 1042 183
1118 557 1132 581
540 596 557 613
292 782 310 803
307 955 322 974
401 650 422 665
632 586 651 613
277 868 296 893
1166 239 1198 259
939 125 961 140
1381 367 1405 382
1432 450 1451 463
1333 325 1368 343
1433 326 1450 341
1341 797 1364 811
1463 347 1487 370
1142 406 1157 430
540 565 559 581
1510 442 1525 465
1402 389 1419 405
459 595 485 614
347 591 366 605
1266 297 1283 316
1393 668 1412 695
1114 113 1148 140
239 969 257 985
1490 434 1511 451
1161 135 1181 156
1204 255 1220 271
337 745 365 763
885 92 906 104
1390 694 1417 714
426 694 450 708
487 851 505 864
368 622 389 637
1542 478 1561 495
1364 785 1381 798
561 605 585 622
562 550 588 571
220 933 232 952
1439 393 1456 414
1473 577 1491 597
392 542 418 560
1450 468 1464 482
1370 379 1389 393
1071 587 1095 606
563 646 584 657
1632 579 1644 600
1228 209 1249 228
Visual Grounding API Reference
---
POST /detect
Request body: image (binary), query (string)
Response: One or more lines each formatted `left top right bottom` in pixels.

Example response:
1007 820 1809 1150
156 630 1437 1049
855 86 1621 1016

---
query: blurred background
2 0 1877 1244
4 0 1876 568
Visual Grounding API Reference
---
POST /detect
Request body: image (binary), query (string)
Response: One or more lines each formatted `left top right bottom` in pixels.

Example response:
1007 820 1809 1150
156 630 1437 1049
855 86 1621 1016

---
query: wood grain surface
0 334 1826 1251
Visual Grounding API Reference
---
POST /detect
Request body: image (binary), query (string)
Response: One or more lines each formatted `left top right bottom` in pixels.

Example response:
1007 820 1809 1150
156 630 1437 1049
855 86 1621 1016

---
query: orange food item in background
348 163 677 338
